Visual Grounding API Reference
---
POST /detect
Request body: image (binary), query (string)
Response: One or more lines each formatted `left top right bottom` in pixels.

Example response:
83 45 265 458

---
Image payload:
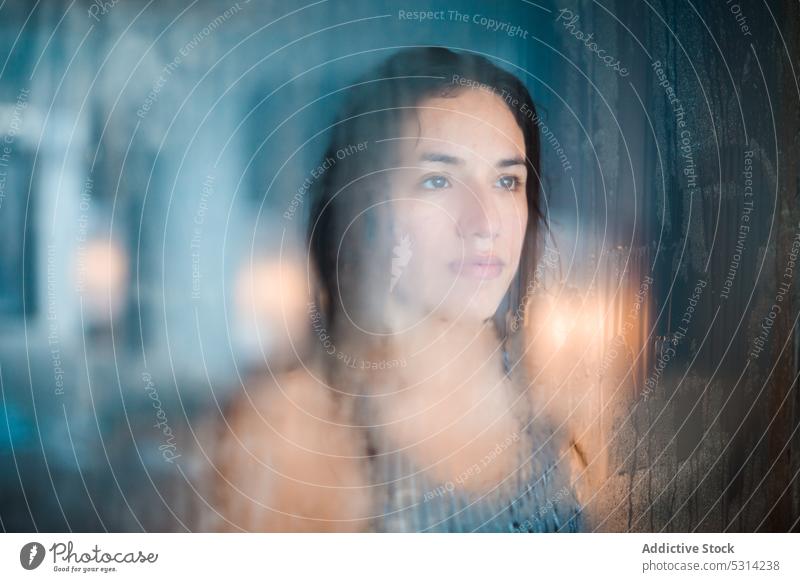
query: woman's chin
389 287 505 329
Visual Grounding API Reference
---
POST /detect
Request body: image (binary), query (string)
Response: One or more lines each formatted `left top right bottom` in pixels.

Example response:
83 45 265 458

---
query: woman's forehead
399 89 526 162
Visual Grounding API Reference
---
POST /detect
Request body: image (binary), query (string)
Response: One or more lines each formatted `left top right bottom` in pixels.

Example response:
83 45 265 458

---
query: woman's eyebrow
419 152 526 169
419 152 464 165
496 156 526 168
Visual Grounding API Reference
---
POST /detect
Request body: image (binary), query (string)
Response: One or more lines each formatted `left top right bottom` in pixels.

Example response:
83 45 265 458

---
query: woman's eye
496 176 522 191
420 175 451 190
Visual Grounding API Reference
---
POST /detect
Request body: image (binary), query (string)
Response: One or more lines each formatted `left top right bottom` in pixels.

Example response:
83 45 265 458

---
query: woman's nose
457 186 501 243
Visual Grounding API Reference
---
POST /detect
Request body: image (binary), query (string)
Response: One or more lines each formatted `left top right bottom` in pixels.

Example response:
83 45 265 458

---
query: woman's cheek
392 205 449 285
502 215 527 283
506 201 528 248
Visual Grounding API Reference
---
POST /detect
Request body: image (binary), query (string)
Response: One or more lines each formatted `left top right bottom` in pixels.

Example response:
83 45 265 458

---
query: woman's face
386 88 529 327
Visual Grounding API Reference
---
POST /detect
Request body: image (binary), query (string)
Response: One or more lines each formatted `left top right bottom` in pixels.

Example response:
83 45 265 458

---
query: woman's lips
449 256 505 280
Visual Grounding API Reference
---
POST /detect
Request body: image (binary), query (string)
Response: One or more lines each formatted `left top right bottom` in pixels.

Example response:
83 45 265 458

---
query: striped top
361 415 583 533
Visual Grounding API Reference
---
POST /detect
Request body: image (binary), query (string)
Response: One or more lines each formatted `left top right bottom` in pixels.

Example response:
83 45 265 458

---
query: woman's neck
367 316 528 495
326 313 508 399
393 316 498 357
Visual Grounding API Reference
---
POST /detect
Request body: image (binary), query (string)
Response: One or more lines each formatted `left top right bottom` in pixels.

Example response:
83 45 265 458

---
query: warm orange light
534 291 604 347
76 239 128 319
233 257 308 359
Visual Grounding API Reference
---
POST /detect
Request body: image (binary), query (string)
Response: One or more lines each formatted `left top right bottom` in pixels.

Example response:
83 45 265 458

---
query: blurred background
0 0 798 532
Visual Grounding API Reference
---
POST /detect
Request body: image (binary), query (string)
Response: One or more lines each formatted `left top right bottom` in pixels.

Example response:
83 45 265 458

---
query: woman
209 47 588 532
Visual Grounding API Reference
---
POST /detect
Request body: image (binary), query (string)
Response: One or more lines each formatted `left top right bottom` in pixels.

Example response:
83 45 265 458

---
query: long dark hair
306 46 547 365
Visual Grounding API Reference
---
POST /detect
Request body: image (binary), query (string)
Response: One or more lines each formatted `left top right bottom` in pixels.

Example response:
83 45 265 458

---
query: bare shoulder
211 365 372 531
